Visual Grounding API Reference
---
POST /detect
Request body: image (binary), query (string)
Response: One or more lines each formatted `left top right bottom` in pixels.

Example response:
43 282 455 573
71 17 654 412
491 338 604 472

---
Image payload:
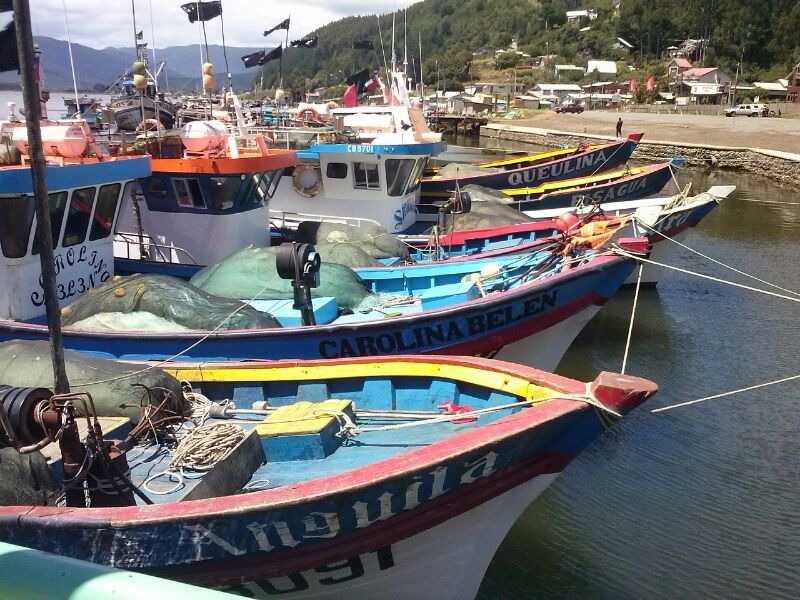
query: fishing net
0 447 58 506
190 245 374 311
61 274 281 331
0 340 189 424
295 221 409 260
440 185 534 230
71 312 192 332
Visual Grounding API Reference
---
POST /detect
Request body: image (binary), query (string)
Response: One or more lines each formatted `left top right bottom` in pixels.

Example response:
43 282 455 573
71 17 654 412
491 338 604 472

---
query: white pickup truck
724 103 768 117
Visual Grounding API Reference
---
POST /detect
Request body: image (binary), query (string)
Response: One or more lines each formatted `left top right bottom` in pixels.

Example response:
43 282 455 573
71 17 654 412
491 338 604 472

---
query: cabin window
172 178 206 209
147 176 168 198
32 191 69 255
89 183 121 240
208 176 241 211
406 159 426 194
253 169 281 201
385 159 417 196
326 162 348 179
0 195 35 258
353 162 381 190
62 187 96 247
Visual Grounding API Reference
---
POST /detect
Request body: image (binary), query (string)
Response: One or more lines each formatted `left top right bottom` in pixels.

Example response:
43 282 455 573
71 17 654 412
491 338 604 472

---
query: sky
12 0 420 49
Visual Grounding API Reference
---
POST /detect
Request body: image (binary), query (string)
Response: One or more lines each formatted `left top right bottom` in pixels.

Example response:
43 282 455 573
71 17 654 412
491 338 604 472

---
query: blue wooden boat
420 134 643 196
0 353 657 600
0 245 642 372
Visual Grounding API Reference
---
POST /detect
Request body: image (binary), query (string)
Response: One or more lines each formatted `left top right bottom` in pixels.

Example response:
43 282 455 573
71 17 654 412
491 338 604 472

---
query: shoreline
481 120 800 186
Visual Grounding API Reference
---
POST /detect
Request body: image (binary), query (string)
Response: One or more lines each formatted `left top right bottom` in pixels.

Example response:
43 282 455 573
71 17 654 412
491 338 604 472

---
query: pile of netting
61 274 281 332
190 245 375 311
440 185 534 230
0 340 189 506
292 221 409 268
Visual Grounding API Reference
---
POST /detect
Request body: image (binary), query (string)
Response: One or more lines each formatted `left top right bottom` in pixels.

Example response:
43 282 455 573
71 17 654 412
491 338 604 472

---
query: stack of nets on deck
439 185 533 230
292 221 409 268
62 274 281 332
190 245 375 311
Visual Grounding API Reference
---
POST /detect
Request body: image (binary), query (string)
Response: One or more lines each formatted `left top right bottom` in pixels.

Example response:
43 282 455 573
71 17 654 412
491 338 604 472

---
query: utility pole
12 0 70 393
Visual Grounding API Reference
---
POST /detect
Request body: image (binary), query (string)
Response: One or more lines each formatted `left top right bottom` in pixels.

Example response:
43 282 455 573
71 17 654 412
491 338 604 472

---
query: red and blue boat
0 353 657 599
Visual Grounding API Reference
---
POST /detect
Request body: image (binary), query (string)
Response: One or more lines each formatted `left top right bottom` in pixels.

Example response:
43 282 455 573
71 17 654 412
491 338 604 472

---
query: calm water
0 90 111 119
471 137 800 598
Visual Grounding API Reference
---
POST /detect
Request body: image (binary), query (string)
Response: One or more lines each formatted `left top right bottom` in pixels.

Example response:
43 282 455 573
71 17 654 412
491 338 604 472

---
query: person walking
616 117 623 137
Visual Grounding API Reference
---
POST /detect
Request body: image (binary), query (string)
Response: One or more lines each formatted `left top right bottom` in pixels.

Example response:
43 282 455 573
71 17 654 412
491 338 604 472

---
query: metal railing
268 209 382 230
114 231 200 265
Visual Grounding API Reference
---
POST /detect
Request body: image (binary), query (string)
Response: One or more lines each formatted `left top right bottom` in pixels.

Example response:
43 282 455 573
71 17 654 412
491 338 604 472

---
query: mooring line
621 263 643 375
613 249 800 304
634 218 800 298
652 374 800 413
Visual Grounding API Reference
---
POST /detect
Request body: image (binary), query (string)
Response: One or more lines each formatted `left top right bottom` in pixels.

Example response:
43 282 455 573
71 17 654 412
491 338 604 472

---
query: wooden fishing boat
0 118 150 321
420 134 643 196
418 160 679 218
0 352 657 600
0 242 643 372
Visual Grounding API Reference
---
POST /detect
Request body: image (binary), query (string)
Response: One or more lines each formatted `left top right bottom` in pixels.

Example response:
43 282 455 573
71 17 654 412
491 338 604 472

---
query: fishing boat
420 134 643 196
114 119 297 271
0 117 150 321
0 345 658 600
418 160 680 217
0 237 643 371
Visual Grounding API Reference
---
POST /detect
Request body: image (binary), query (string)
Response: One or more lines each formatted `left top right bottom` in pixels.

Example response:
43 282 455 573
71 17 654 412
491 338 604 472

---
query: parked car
724 103 768 117
555 103 585 114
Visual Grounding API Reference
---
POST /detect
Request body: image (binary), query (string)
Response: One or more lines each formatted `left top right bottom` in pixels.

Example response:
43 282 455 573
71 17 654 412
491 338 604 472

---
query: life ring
299 107 321 122
136 118 164 132
292 164 321 197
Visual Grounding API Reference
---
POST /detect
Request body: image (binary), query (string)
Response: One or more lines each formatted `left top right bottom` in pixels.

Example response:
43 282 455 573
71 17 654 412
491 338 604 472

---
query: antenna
391 12 396 71
403 9 408 75
147 0 158 91
60 0 81 117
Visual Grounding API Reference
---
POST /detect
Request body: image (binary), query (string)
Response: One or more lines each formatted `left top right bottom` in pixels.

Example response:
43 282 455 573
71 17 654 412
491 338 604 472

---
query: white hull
228 472 559 600
496 305 602 371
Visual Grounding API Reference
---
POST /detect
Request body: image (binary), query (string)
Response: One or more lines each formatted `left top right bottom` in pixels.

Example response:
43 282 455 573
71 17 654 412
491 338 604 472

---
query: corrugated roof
754 82 787 92
683 67 717 77
670 58 693 69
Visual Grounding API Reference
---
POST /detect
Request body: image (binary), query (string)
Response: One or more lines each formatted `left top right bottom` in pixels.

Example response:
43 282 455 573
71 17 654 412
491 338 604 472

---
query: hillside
256 0 800 92
0 36 262 91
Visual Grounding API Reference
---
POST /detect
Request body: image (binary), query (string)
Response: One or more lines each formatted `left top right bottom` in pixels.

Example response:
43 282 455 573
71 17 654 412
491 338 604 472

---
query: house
786 62 800 102
753 82 787 100
667 57 693 83
587 60 617 76
682 67 732 86
513 95 541 110
531 83 583 102
554 64 586 80
566 9 598 24
470 82 517 97
614 37 634 52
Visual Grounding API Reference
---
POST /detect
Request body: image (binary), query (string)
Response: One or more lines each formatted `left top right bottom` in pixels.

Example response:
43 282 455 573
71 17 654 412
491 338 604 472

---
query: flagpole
12 0 71 394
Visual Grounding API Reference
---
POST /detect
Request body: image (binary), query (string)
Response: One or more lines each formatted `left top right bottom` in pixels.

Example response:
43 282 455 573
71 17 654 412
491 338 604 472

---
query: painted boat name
318 290 559 358
508 150 609 187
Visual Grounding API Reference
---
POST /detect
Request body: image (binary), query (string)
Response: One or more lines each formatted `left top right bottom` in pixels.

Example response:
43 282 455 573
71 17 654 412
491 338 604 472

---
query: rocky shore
481 124 800 187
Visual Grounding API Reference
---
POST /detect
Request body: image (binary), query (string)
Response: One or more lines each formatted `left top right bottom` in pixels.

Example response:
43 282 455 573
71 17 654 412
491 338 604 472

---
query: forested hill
257 0 800 92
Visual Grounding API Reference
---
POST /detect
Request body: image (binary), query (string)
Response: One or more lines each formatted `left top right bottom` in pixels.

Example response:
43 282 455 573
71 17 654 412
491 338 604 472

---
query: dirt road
502 111 800 153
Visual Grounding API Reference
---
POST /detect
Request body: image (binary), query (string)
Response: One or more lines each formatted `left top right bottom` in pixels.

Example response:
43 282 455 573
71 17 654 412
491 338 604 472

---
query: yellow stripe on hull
478 144 601 169
502 166 644 197
162 361 557 403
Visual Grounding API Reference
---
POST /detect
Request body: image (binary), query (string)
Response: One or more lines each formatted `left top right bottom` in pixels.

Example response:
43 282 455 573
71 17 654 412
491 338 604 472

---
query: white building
587 60 618 76
531 83 583 102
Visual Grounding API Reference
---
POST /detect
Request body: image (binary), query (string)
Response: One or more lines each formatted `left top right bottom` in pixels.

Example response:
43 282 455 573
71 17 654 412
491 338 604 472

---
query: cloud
31 0 420 49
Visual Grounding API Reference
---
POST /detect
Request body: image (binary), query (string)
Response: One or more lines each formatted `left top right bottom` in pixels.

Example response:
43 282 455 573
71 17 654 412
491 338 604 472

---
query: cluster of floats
0 66 735 599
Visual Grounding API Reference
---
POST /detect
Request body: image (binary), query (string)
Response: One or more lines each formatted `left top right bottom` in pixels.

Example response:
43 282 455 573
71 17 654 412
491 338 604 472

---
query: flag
0 22 19 73
342 84 358 108
346 68 371 94
629 79 637 93
646 75 656 92
353 40 374 50
241 45 283 68
181 1 222 23
136 30 143 40
290 36 318 49
263 18 290 37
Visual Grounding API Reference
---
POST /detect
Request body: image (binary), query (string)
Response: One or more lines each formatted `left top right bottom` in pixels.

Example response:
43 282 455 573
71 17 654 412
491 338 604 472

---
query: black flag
181 1 222 23
241 45 283 69
0 21 19 73
346 68 372 94
263 18 290 37
290 36 318 49
353 40 374 50
136 30 143 40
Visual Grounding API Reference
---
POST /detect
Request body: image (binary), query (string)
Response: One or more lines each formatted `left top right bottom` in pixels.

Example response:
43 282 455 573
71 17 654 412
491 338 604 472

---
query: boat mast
12 0 71 394
60 0 81 118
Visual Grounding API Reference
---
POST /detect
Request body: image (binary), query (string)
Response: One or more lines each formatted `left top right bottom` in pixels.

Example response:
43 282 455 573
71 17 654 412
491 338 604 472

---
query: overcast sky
13 0 419 49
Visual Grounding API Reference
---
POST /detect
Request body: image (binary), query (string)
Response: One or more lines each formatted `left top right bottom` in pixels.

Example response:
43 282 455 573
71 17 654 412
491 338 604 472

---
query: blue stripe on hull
0 157 151 193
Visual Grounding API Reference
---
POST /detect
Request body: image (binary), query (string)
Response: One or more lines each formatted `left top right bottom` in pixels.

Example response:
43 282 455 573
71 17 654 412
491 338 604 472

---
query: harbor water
473 138 800 598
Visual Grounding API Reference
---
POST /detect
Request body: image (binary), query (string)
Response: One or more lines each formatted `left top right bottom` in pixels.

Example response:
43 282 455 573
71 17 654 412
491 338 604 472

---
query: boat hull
421 139 639 195
0 256 634 367
113 100 175 131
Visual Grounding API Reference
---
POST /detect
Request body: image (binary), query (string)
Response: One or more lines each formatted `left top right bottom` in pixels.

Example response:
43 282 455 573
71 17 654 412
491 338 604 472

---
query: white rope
613 249 800 305
634 218 800 298
652 373 800 413
621 263 643 375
